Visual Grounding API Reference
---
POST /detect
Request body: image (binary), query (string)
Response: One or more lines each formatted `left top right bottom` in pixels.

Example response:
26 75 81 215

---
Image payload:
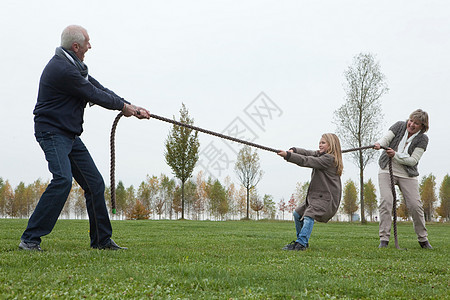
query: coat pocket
309 191 331 211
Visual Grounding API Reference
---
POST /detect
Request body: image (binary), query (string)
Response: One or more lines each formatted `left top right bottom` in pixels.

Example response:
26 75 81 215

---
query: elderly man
19 25 150 251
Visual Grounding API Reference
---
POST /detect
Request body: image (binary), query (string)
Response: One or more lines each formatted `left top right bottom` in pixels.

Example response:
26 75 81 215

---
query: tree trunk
359 150 366 224
181 181 185 219
246 187 250 219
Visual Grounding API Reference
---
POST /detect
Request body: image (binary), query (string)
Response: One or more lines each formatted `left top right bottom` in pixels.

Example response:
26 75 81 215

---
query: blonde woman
277 133 343 251
374 109 432 249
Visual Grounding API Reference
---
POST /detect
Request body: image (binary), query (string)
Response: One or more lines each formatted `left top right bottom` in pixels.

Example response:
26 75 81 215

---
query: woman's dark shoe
282 241 297 250
282 241 307 251
419 241 433 249
378 240 389 248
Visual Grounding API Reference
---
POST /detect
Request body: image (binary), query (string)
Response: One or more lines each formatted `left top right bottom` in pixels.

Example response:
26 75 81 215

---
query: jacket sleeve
88 76 130 105
59 68 126 110
287 152 335 170
291 147 318 156
375 131 395 148
393 147 425 166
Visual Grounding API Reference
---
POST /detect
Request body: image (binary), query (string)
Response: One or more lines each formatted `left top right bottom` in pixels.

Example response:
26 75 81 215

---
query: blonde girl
277 133 343 251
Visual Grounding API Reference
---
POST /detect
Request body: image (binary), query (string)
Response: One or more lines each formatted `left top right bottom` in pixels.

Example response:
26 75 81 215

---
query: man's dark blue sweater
34 54 126 138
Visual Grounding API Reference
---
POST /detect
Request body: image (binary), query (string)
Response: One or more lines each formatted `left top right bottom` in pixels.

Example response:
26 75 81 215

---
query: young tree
29 179 48 217
0 178 5 217
396 189 409 221
126 200 151 220
160 174 176 219
115 181 127 220
224 176 238 220
72 181 86 219
184 180 198 219
420 174 437 222
3 181 14 218
295 181 309 203
62 181 76 219
165 103 200 219
278 198 287 220
287 194 296 214
437 174 450 221
334 53 388 224
234 145 263 219
209 180 228 220
342 179 359 222
172 186 182 219
194 171 207 220
262 194 276 219
138 175 159 213
250 189 264 220
237 186 247 219
13 182 27 218
364 179 377 221
126 185 136 215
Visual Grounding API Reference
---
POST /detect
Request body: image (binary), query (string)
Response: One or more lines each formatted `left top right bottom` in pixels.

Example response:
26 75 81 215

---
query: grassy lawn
1 219 448 299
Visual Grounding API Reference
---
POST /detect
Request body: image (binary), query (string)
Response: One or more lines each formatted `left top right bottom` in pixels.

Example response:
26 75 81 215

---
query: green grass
1 219 449 299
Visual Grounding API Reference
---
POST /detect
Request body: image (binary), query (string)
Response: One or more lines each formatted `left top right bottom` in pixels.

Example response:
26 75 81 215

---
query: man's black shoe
419 240 433 249
378 240 389 248
19 241 42 251
98 239 128 250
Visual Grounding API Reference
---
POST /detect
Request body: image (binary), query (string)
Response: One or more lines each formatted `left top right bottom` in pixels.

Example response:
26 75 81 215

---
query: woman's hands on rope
374 143 395 157
122 103 151 119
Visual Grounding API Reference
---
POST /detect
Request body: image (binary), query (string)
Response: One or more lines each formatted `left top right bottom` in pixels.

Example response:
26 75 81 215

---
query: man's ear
71 42 79 52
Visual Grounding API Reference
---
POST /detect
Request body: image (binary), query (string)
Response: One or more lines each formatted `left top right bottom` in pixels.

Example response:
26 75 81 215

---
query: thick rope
150 113 280 153
388 156 402 249
110 112 123 214
109 112 402 249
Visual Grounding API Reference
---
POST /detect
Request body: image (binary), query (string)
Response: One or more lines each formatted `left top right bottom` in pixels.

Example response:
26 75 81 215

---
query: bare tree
334 52 388 224
234 145 263 219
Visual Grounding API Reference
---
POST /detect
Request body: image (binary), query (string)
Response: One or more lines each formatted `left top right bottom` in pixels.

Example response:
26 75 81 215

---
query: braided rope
150 113 280 153
388 156 402 249
110 112 123 214
109 112 402 249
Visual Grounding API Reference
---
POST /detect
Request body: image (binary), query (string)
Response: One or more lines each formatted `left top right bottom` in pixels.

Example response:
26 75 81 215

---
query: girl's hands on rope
374 143 395 157
122 103 151 119
277 149 293 158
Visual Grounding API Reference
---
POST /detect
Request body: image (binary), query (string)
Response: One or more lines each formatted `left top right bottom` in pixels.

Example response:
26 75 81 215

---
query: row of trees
113 171 278 220
341 174 450 222
1 173 448 221
0 173 277 220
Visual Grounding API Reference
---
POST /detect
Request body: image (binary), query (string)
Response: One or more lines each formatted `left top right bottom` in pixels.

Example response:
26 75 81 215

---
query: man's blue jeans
21 132 112 248
293 211 314 247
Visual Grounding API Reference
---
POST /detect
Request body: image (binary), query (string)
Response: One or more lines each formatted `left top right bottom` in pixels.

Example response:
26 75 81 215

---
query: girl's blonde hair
322 133 343 176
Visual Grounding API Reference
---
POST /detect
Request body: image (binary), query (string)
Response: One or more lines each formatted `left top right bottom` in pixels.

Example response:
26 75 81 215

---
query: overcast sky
1 0 449 205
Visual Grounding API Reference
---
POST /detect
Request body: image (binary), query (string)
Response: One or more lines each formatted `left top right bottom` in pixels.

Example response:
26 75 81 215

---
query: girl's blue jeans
293 211 314 247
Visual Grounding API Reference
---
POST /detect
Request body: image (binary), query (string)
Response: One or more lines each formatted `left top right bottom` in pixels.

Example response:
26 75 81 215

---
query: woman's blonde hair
322 133 343 176
409 109 429 133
